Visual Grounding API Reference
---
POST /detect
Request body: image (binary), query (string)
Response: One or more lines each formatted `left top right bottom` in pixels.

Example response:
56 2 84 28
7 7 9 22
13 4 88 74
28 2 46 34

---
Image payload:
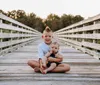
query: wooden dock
0 40 100 85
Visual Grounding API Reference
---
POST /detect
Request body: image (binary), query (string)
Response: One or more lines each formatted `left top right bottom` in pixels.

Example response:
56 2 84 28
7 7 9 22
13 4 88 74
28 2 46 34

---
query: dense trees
61 14 84 28
0 9 84 32
44 14 62 31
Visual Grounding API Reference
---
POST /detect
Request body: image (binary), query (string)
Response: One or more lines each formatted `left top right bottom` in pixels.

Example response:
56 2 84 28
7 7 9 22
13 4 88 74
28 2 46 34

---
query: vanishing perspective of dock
0 13 100 85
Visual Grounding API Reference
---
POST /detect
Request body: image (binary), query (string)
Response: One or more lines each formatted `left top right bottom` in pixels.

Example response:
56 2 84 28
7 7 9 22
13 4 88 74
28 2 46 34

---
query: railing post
0 19 2 23
82 25 85 42
10 23 13 52
54 14 100 59
93 21 98 59
93 21 96 43
0 29 2 53
10 30 13 52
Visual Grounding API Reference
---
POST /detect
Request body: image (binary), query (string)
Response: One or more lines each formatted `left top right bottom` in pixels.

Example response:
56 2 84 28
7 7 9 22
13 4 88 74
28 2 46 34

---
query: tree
7 10 17 19
35 17 45 32
26 13 36 28
61 14 84 28
16 10 27 25
44 14 62 31
0 9 7 15
73 15 84 23
1 9 84 32
61 14 74 28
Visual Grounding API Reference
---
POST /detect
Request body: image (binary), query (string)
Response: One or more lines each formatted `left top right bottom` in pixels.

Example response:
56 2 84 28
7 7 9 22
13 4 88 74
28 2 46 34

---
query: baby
39 42 63 74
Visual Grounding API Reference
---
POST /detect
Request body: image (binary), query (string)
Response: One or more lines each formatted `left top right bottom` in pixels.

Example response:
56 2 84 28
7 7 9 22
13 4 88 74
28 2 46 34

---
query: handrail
54 14 100 59
0 13 41 55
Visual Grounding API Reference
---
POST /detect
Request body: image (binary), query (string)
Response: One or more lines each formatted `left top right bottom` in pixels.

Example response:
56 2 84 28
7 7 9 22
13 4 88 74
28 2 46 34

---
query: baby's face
50 44 59 53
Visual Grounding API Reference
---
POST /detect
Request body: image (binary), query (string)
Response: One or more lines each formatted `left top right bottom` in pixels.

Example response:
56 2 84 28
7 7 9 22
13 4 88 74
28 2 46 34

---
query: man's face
42 32 53 44
50 44 59 53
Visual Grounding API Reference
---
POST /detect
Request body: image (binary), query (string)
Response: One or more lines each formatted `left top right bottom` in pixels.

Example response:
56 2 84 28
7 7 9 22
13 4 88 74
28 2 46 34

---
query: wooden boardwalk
0 40 100 85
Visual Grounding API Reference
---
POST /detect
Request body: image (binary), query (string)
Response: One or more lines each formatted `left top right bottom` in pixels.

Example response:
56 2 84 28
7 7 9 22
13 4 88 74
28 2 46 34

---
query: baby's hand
49 50 53 54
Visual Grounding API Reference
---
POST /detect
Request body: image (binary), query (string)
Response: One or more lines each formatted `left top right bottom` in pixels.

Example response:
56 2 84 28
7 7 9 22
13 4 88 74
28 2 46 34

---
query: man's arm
47 53 63 62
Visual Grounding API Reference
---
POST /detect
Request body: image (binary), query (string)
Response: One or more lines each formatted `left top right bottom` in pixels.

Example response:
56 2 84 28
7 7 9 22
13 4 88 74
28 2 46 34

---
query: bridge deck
0 40 100 85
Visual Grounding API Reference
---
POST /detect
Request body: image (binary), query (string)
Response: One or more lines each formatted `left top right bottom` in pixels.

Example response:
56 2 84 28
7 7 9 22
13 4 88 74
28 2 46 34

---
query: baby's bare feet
42 70 47 74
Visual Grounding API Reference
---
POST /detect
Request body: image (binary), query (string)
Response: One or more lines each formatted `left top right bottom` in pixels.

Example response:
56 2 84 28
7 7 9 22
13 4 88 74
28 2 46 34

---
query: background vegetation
0 9 84 32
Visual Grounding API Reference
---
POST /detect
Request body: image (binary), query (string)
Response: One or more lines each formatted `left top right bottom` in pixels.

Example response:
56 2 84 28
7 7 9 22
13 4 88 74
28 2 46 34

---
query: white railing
54 14 100 59
0 13 41 55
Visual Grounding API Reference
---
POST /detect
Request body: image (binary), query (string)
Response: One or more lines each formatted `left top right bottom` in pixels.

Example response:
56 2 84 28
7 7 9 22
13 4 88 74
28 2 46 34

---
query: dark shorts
47 62 61 67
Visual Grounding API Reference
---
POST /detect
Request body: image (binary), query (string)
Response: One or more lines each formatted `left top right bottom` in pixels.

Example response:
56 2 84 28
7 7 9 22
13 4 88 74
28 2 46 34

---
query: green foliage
2 29 11 33
44 14 62 31
96 39 100 44
0 9 7 15
0 9 84 32
60 14 84 28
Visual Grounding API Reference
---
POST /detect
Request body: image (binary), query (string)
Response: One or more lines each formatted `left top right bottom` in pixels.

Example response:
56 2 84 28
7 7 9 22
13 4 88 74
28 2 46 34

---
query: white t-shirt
38 42 50 58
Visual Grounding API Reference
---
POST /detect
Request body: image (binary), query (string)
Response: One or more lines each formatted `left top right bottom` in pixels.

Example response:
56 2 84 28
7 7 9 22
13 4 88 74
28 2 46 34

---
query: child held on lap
27 26 70 73
38 26 63 74
42 42 62 74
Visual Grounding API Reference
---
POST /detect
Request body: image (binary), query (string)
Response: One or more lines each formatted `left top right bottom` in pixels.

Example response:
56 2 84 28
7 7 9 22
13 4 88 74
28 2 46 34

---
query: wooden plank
0 39 100 82
0 65 100 69
0 80 100 85
0 66 100 74
63 59 100 63
0 76 100 81
0 73 100 77
0 70 100 74
0 59 99 64
1 53 91 58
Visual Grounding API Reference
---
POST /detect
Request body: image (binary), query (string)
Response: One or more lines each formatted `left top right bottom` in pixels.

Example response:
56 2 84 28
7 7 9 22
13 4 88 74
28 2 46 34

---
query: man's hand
55 53 63 60
47 56 63 62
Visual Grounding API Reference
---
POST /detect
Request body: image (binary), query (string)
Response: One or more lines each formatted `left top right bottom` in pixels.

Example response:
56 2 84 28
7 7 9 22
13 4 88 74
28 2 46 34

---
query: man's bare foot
42 70 47 74
34 67 40 72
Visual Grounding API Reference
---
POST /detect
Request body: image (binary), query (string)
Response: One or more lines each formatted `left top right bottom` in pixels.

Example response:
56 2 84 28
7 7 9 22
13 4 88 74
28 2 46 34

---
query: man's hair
43 26 52 34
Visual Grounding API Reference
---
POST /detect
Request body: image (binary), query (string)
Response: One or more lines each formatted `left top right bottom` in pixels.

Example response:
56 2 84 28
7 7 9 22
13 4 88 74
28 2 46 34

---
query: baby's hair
51 42 60 47
43 26 52 33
